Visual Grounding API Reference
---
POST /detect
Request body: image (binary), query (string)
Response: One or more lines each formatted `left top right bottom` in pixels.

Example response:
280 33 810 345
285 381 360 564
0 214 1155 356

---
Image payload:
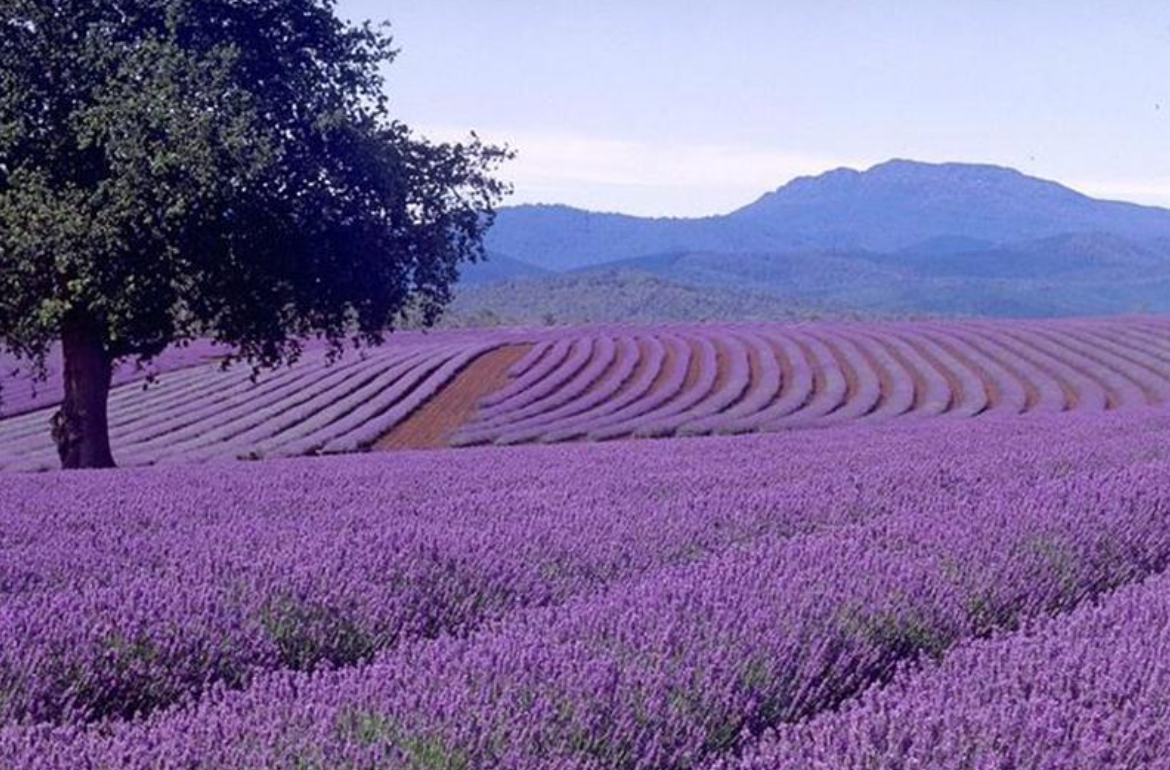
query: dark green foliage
0 0 510 365
0 0 509 465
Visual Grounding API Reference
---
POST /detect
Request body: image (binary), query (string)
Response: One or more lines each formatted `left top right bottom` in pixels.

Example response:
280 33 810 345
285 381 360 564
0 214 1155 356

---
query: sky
338 0 1170 216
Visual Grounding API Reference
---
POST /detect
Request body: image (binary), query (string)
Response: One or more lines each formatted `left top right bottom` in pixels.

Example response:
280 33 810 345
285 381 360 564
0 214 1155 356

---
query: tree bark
51 315 116 469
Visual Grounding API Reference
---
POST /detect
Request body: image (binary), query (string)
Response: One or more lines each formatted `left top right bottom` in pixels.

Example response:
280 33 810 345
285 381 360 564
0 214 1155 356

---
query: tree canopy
0 0 511 467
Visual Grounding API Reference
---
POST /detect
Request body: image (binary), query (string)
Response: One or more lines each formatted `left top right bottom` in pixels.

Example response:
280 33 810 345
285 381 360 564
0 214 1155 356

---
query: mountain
485 160 1170 271
730 160 1170 251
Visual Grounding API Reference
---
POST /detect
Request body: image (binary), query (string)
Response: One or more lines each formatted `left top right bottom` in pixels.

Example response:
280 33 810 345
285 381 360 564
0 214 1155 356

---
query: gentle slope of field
2 316 1170 469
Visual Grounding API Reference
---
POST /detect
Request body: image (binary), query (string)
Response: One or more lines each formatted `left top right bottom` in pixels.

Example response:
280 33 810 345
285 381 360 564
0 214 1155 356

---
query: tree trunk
51 316 116 469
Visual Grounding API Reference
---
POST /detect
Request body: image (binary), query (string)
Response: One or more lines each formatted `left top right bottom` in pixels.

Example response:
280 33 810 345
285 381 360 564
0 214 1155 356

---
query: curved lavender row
1 348 255 445
895 328 989 417
1003 322 1137 409
225 348 451 460
537 335 668 443
0 342 227 419
475 338 574 412
320 343 502 453
0 361 218 443
603 332 718 439
921 324 1036 414
844 329 916 420
1110 325 1170 384
13 422 1170 768
1130 315 1170 342
1035 322 1165 406
726 568 1170 770
470 337 597 430
122 351 412 465
453 336 615 446
107 354 347 454
761 329 848 428
827 327 912 423
1090 325 1170 393
507 340 552 378
866 329 951 417
0 361 252 458
0 416 1015 727
1107 322 1170 363
94 359 262 432
492 336 641 446
978 324 1111 412
718 330 815 434
573 333 692 440
636 330 750 438
805 329 884 426
1053 325 1170 405
0 355 333 466
680 330 783 435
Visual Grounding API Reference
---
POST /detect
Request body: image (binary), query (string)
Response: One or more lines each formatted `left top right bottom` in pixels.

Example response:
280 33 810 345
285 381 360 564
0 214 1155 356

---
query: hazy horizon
338 1 1170 217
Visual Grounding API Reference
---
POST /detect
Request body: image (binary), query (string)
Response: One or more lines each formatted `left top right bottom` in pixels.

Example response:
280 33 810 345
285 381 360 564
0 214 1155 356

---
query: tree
0 0 511 468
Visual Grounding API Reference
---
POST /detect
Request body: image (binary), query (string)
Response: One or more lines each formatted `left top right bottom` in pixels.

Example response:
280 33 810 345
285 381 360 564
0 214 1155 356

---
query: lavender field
2 408 1170 768
4 316 1170 470
6 1 1169 767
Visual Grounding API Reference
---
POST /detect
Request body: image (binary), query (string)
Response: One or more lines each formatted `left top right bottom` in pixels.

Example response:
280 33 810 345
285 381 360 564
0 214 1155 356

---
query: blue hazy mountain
485 159 1170 271
456 251 550 286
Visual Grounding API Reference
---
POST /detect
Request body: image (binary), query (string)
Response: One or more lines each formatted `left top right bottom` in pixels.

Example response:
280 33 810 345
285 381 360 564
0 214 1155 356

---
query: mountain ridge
485 159 1170 270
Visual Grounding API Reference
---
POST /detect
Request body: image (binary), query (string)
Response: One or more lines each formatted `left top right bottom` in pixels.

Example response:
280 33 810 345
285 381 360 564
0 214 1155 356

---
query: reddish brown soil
376 344 531 450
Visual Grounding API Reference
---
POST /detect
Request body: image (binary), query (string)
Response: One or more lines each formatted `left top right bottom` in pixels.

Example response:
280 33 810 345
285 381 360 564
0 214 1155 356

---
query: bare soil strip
376 344 532 450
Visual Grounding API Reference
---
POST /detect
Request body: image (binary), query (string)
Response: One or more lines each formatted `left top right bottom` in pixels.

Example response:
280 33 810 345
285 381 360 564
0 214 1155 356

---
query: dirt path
376 344 531 450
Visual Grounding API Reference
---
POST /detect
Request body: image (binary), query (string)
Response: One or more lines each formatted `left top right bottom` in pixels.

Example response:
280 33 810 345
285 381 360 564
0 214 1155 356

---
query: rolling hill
446 269 855 326
568 234 1170 317
4 315 1170 469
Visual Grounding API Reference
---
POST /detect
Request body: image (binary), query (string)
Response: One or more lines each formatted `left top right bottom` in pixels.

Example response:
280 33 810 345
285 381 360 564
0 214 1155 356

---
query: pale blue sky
339 1 1170 216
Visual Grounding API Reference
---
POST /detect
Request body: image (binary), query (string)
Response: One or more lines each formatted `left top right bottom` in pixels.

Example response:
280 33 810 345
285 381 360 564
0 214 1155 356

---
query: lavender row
0 341 496 469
